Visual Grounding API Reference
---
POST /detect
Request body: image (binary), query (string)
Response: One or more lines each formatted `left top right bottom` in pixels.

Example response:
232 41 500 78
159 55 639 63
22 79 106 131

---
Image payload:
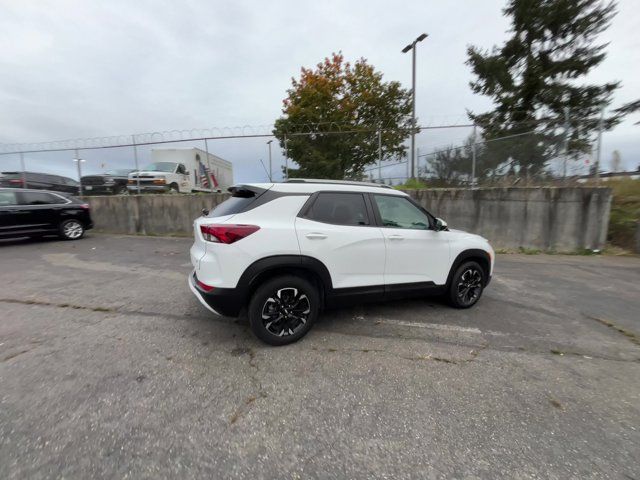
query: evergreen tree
467 0 624 173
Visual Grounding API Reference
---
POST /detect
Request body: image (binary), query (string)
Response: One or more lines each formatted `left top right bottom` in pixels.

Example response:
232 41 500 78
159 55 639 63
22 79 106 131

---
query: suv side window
306 192 370 226
373 194 431 230
20 192 65 205
0 191 17 206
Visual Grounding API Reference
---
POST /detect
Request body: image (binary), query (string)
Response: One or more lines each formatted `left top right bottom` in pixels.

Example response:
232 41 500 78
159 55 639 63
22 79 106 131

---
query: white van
127 148 233 194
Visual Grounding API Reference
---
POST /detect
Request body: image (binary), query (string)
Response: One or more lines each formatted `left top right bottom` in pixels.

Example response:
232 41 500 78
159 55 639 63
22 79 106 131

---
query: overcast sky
1 0 639 181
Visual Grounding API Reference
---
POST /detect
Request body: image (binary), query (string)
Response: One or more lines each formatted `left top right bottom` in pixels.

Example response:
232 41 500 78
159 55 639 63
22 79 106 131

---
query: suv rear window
209 188 260 217
305 192 370 226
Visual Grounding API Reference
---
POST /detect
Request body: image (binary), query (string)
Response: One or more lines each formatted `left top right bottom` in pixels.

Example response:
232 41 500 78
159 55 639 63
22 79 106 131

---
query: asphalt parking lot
1 234 639 479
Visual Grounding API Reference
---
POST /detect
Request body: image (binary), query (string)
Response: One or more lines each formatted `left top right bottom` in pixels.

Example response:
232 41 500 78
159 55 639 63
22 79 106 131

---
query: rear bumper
188 271 245 317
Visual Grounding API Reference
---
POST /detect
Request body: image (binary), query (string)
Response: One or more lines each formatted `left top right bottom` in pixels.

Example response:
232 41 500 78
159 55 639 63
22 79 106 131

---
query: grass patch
604 179 640 251
394 178 430 190
518 246 542 255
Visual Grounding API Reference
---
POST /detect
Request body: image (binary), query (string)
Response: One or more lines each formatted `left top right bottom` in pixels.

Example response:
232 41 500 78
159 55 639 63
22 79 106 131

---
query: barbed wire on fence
1 114 605 155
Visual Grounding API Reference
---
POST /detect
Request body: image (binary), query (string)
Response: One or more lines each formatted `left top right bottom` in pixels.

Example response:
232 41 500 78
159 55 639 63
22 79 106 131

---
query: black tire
116 185 129 195
248 275 319 346
447 261 485 308
169 183 180 194
59 219 85 240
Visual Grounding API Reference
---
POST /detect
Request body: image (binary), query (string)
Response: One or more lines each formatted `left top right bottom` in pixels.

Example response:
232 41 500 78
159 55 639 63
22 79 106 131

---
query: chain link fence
0 119 635 193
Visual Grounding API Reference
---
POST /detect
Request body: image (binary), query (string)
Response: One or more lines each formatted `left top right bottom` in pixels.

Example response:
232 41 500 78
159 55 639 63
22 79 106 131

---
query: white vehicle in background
127 147 233 194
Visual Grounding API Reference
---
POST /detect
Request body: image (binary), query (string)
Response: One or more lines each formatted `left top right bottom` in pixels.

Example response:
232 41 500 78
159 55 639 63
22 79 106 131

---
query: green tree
273 53 412 179
467 0 625 173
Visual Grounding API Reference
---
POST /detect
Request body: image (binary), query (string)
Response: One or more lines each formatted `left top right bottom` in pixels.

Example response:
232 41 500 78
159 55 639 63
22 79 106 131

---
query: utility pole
73 149 85 196
562 107 570 181
471 124 477 187
402 33 428 179
594 107 604 184
266 140 273 182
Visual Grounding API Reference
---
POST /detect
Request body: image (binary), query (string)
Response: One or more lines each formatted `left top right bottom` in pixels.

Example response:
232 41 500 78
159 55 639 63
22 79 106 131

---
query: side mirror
201 208 209 216
435 217 448 231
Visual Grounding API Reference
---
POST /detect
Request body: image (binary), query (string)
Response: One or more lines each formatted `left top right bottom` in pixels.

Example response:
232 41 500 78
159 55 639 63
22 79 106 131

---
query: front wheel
59 219 85 240
447 261 485 308
248 275 319 346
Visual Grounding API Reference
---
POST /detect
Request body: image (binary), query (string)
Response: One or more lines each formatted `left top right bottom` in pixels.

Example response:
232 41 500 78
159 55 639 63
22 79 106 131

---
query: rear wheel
248 275 319 346
59 219 84 240
447 261 485 308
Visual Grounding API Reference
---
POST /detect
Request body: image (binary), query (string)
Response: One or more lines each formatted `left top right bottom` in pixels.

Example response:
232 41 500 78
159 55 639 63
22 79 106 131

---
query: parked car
81 169 135 195
188 179 494 345
0 171 80 195
0 188 93 240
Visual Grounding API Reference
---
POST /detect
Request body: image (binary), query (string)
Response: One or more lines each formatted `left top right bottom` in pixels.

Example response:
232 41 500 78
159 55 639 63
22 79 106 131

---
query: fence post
19 152 27 188
204 138 214 192
132 135 140 193
562 107 570 182
284 134 289 180
594 106 604 185
378 129 382 182
471 124 477 188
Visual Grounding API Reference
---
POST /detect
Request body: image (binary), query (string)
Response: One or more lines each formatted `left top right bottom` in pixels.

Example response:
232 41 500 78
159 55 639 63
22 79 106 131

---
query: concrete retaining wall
87 194 229 236
406 187 612 251
87 187 612 251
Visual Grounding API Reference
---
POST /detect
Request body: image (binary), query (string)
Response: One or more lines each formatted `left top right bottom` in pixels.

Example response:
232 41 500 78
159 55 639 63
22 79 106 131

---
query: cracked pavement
1 234 639 479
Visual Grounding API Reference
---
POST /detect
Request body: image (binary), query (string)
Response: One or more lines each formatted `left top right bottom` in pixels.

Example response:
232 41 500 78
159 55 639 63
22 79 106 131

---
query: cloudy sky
1 0 639 181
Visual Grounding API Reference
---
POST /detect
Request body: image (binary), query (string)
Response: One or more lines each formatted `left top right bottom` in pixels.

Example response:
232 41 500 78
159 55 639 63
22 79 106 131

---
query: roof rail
283 178 393 189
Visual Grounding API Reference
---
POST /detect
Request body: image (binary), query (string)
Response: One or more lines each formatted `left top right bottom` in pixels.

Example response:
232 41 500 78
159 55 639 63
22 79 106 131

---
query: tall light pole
266 140 273 182
402 32 428 180
73 150 86 196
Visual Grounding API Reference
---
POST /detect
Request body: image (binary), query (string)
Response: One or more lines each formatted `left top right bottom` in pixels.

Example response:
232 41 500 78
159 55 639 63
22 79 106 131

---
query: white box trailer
128 147 233 194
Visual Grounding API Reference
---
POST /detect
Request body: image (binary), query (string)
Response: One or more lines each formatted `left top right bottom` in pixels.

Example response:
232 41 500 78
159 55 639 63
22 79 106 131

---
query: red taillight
196 278 215 292
200 224 260 244
80 204 90 210
9 179 23 184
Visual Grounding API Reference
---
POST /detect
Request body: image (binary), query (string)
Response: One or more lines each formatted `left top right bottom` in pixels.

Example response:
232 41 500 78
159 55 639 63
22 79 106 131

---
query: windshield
105 169 133 176
142 162 176 173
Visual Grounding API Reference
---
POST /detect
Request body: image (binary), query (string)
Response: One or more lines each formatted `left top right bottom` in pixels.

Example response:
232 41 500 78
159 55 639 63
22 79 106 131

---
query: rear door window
0 191 18 206
20 192 66 205
305 192 370 226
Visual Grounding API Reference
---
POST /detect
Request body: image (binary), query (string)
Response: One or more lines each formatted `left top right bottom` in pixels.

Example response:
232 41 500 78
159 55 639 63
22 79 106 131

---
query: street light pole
266 140 273 182
73 149 85 196
402 33 428 180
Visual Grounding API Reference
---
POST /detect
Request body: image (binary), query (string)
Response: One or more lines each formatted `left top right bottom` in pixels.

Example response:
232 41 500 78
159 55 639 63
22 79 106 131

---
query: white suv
189 180 494 345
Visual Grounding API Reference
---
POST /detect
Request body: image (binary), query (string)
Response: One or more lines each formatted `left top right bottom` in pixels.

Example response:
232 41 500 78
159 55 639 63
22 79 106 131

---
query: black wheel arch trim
238 255 333 293
446 249 492 287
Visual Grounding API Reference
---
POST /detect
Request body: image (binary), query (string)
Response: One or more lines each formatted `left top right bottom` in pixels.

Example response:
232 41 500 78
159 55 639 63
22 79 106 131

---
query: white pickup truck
127 148 233 194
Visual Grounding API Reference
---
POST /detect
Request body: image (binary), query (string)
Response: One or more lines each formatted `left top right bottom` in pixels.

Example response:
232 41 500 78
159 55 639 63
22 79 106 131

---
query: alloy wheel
63 221 83 239
456 268 483 305
261 287 311 337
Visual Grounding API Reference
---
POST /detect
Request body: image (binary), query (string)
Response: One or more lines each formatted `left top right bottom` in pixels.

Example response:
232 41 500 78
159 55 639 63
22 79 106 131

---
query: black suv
0 171 80 195
81 169 135 195
0 188 93 240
